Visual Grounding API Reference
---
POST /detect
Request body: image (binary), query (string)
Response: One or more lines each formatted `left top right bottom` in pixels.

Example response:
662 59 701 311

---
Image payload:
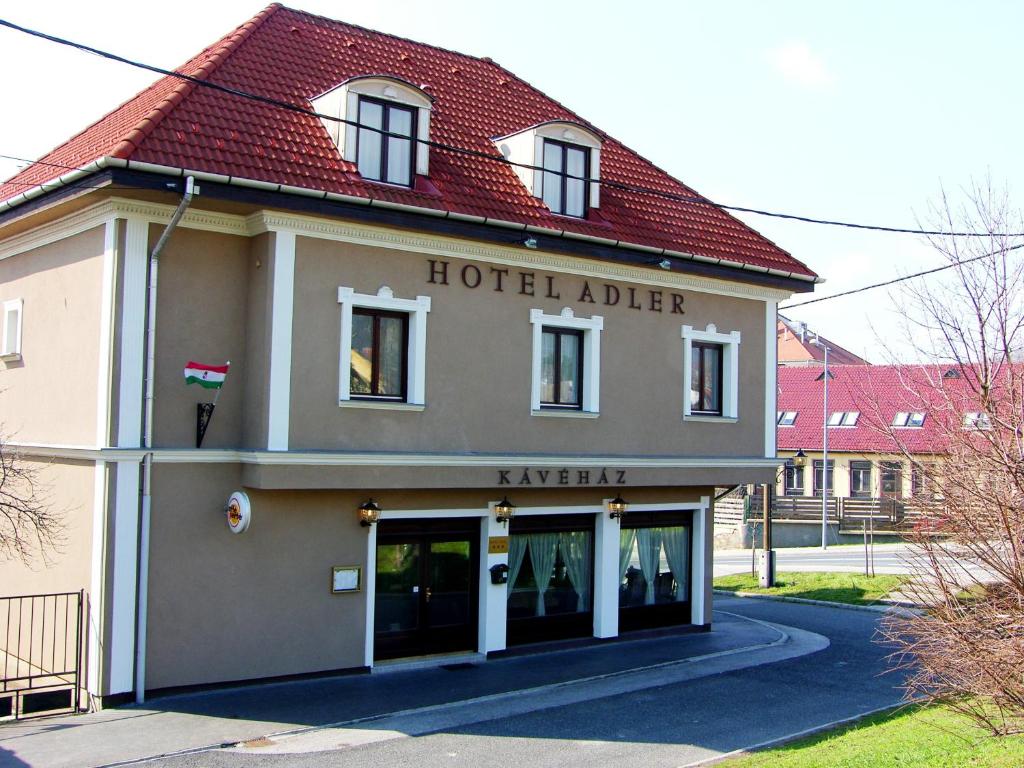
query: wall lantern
607 494 629 519
792 448 808 468
358 498 382 527
494 496 516 524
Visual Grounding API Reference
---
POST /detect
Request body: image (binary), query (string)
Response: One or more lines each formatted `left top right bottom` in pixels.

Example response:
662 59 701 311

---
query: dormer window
312 75 433 185
357 96 415 186
541 139 589 217
494 121 603 215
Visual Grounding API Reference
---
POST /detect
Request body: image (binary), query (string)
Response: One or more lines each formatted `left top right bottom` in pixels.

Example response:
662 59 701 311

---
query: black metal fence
1 590 83 719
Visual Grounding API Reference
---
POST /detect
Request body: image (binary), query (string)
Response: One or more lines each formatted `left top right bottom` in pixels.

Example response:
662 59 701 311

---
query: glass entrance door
374 530 477 660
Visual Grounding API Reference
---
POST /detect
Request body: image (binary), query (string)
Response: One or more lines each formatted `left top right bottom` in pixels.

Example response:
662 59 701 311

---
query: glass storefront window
618 526 690 607
507 531 592 619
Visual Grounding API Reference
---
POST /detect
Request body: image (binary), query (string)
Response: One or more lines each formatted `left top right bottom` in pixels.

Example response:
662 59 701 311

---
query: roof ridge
110 3 282 159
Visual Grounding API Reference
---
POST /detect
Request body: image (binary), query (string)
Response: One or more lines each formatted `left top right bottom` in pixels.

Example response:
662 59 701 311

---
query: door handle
425 586 432 603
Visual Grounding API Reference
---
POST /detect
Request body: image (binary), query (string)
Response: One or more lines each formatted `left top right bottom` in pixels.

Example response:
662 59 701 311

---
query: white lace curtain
636 528 663 605
661 527 690 602
559 531 591 611
618 528 637 582
506 535 528 599
527 532 559 616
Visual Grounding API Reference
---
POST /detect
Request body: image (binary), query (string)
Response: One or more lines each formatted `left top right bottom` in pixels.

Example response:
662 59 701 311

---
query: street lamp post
812 337 830 550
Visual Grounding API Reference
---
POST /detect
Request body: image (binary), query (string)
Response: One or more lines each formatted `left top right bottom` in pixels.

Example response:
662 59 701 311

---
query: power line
2 16 1024 240
780 241 1024 309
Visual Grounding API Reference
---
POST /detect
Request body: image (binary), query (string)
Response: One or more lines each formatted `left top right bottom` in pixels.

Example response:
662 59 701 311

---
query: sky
1 1 1021 362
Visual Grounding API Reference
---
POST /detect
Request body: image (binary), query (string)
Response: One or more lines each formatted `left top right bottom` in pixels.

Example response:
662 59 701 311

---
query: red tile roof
777 317 868 366
0 4 816 280
777 364 992 455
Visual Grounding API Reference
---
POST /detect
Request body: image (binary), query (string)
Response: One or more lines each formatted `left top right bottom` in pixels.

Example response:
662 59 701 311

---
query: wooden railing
746 488 943 531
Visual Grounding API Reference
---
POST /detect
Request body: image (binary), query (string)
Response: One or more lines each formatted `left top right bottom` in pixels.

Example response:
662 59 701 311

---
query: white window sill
339 400 425 412
531 409 599 419
0 353 21 362
683 414 738 423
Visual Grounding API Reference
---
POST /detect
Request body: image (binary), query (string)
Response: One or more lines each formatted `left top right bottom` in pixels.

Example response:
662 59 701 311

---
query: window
541 139 589 217
829 411 859 427
690 342 722 415
540 327 583 409
893 411 926 428
911 464 929 497
812 459 834 496
1 299 22 359
963 412 991 430
530 308 602 415
681 324 741 420
356 96 416 186
777 411 798 426
783 460 805 496
881 461 903 497
338 286 431 406
350 308 408 400
850 461 872 498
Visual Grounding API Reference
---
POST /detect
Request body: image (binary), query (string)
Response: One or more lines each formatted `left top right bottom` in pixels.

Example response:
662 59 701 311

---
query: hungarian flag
184 361 229 389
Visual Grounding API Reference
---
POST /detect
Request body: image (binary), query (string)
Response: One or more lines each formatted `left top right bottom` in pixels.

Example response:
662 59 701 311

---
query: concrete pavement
0 610 824 768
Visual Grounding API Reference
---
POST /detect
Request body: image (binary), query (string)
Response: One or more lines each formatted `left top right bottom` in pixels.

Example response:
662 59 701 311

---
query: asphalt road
154 598 908 768
713 543 913 577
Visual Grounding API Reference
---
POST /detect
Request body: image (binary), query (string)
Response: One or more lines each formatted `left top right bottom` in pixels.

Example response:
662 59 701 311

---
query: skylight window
963 412 991 430
777 411 798 426
828 411 859 427
907 412 926 427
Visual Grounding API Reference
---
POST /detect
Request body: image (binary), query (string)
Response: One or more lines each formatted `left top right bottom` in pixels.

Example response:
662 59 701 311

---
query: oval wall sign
225 490 251 534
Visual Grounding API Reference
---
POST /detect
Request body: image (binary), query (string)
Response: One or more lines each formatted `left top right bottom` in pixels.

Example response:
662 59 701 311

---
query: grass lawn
721 704 1024 767
713 571 908 605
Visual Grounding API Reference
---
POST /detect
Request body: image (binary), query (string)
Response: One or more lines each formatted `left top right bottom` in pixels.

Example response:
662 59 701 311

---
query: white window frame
530 307 602 416
778 410 797 426
338 286 431 407
1 299 23 360
681 323 740 420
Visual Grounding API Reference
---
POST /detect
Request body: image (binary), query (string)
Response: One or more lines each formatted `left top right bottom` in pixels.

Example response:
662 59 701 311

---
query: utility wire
780 241 1024 309
3 17 1024 240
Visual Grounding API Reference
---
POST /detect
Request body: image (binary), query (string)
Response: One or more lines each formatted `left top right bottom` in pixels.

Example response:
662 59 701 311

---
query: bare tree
875 179 1024 735
0 433 63 565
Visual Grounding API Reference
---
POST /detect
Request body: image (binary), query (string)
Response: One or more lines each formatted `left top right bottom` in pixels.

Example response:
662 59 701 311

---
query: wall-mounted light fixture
521 236 538 249
658 258 671 270
494 496 516 524
607 494 628 519
792 448 807 468
358 498 382 527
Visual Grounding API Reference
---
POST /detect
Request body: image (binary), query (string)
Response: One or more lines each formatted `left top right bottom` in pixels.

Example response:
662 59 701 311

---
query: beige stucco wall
287 238 769 457
0 457 95 596
150 226 252 449
0 226 106 445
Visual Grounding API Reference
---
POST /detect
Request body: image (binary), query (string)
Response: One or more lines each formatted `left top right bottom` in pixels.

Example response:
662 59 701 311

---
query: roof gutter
0 157 823 284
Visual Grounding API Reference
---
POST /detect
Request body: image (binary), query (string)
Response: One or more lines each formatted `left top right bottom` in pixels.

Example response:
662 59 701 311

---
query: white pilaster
479 508 509 654
117 218 149 447
691 498 709 626
267 232 296 450
107 461 141 693
593 505 620 638
765 300 778 458
363 523 378 668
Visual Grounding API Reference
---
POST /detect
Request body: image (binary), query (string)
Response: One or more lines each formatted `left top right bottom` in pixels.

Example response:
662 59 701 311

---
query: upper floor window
312 75 433 183
893 411 926 428
681 324 740 420
338 286 431 408
1 299 22 360
828 411 860 427
357 96 416 186
541 139 589 217
530 307 602 416
777 411 798 426
963 412 991 430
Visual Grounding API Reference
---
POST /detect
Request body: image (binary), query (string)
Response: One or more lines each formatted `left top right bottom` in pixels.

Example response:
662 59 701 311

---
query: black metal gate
1 590 83 719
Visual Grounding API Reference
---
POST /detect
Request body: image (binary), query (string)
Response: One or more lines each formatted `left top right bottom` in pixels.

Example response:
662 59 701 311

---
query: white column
363 523 377 669
479 507 508 654
691 498 709 626
267 231 296 451
765 300 778 458
107 461 141 693
593 505 620 638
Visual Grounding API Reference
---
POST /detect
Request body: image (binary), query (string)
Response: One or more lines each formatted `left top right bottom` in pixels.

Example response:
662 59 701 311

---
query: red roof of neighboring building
777 364 989 455
777 317 868 366
0 5 816 280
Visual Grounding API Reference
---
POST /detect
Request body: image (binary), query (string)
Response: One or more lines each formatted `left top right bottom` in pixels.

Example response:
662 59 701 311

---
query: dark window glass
540 327 583 408
812 459 834 496
850 461 872 498
690 342 723 415
541 139 589 217
507 531 592 619
350 308 408 400
618 525 691 608
881 461 903 497
357 97 416 186
784 460 804 496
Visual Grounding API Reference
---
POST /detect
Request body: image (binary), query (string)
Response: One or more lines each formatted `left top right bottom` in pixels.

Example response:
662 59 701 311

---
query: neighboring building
775 365 957 508
777 315 868 367
0 5 817 705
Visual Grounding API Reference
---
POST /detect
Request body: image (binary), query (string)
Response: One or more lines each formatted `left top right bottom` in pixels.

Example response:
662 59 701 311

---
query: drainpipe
135 177 196 704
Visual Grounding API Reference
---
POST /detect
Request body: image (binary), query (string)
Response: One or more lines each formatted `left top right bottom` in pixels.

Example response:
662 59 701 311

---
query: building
777 315 868 367
0 5 817 706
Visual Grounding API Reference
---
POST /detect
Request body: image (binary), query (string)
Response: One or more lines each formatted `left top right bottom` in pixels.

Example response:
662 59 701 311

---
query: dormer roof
0 4 817 283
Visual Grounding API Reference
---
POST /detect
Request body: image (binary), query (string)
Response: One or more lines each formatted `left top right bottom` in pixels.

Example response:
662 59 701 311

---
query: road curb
714 589 922 616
